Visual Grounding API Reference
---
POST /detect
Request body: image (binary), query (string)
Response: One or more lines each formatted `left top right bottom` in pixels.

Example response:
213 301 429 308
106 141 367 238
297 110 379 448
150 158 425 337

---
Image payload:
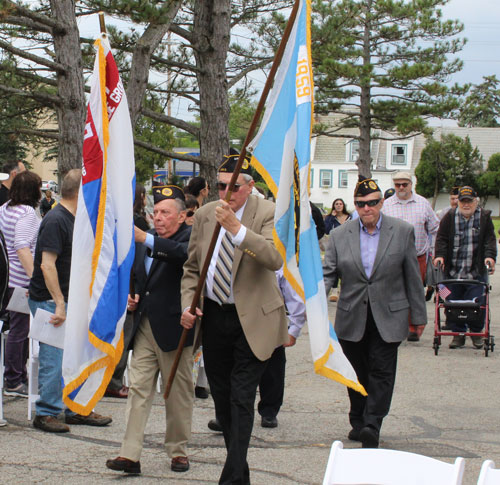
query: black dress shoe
360 426 379 448
195 386 209 399
407 332 420 342
208 418 223 432
261 416 278 428
347 428 361 441
106 456 141 474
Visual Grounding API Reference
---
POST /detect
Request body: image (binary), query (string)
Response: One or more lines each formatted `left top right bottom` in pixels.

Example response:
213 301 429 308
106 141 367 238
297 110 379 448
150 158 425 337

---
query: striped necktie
213 232 235 304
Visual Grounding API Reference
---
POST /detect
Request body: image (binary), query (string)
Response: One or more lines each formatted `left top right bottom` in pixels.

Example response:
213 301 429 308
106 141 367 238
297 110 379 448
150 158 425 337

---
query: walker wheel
433 337 439 356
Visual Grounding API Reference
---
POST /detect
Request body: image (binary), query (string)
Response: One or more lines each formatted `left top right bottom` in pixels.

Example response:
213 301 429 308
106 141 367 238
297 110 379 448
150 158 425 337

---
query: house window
310 168 314 188
347 140 360 162
338 170 348 188
319 169 333 188
392 145 407 165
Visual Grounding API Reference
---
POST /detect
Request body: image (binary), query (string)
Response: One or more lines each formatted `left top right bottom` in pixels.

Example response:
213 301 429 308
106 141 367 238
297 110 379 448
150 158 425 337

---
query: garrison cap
450 186 460 195
354 175 381 197
218 148 252 175
152 185 185 205
384 188 396 199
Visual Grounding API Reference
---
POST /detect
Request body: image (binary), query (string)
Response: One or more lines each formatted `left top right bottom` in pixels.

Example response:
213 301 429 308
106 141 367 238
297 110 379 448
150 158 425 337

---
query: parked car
41 180 58 193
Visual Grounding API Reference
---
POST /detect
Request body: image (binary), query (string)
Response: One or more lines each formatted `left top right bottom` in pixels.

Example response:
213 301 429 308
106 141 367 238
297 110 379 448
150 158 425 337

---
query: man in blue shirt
323 176 426 448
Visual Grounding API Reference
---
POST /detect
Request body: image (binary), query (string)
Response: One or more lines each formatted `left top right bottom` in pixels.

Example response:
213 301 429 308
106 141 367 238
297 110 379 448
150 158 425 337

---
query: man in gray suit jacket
324 176 427 448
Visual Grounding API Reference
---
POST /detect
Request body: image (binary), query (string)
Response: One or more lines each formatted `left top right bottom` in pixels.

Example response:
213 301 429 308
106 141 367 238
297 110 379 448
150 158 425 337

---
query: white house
310 114 500 214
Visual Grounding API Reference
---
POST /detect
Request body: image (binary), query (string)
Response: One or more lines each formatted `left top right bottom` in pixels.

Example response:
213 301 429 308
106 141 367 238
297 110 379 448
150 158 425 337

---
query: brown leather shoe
33 415 70 433
106 456 141 474
171 456 190 472
65 411 112 426
329 294 338 302
104 386 129 398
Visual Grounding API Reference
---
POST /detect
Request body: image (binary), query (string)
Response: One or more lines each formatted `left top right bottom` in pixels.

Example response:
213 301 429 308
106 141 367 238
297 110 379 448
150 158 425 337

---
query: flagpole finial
98 12 107 35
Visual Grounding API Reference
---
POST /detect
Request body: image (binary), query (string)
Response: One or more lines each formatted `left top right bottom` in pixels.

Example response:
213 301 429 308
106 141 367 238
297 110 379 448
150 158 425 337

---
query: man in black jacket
434 186 497 349
106 185 194 475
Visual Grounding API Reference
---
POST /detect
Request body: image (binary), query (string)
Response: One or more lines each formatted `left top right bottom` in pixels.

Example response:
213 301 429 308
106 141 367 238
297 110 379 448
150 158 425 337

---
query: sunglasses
217 182 246 192
354 199 381 208
394 182 409 188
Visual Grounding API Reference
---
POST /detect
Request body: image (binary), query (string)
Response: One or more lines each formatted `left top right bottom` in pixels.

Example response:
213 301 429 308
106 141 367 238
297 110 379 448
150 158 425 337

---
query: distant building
310 114 500 214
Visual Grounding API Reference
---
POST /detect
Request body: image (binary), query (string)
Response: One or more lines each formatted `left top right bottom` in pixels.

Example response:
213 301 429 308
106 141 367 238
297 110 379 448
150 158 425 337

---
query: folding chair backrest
323 441 465 485
477 460 500 485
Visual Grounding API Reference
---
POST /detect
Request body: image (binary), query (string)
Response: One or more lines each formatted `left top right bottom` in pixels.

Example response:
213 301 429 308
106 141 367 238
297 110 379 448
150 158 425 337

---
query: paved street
1 270 500 484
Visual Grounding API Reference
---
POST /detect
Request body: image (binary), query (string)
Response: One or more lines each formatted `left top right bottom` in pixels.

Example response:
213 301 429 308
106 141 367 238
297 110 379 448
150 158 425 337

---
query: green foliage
458 75 500 128
228 90 258 149
478 153 500 197
312 0 467 175
415 134 483 198
134 96 175 183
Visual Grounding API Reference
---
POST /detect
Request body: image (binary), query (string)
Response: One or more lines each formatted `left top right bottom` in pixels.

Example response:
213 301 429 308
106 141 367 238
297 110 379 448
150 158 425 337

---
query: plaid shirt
449 207 481 279
382 192 439 256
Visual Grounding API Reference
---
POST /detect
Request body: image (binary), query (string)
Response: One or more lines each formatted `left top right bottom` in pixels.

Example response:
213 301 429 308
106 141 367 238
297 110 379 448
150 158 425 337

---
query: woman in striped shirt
0 171 41 397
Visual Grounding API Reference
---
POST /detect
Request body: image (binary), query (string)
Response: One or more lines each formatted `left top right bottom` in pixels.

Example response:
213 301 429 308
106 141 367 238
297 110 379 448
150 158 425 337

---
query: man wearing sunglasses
323 175 426 449
382 171 439 342
180 152 288 484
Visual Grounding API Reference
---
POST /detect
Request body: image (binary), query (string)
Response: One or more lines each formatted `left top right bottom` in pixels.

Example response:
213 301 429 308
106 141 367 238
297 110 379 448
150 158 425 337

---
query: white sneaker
4 382 28 398
0 418 7 427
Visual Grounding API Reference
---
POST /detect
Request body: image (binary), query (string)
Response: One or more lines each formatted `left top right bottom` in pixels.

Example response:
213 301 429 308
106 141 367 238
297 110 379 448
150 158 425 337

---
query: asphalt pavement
1 270 500 484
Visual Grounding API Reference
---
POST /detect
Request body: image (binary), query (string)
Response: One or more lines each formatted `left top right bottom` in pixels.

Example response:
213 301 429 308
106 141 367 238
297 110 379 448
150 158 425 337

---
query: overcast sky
443 0 500 85
77 1 500 123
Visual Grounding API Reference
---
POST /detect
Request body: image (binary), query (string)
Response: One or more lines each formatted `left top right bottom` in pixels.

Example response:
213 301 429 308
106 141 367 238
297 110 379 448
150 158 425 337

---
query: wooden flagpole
164 0 302 400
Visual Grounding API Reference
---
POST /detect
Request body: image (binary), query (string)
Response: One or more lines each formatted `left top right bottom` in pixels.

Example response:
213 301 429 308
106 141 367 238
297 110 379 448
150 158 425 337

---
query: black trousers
339 305 400 434
258 345 285 419
202 298 269 485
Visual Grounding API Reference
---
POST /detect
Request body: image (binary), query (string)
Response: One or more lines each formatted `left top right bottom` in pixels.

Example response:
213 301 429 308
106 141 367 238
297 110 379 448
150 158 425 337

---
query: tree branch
0 39 65 73
141 107 199 137
3 1 66 33
134 139 205 164
0 83 61 107
227 57 272 89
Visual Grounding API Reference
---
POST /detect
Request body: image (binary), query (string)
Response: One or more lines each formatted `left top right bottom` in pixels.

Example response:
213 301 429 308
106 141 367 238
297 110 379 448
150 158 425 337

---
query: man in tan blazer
181 154 288 485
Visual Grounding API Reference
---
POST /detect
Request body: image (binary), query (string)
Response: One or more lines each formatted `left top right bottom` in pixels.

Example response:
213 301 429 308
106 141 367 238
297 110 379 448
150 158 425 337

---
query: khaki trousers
120 316 194 461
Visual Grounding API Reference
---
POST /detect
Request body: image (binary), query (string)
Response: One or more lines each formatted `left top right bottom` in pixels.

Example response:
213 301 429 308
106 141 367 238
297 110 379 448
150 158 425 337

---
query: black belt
205 297 237 312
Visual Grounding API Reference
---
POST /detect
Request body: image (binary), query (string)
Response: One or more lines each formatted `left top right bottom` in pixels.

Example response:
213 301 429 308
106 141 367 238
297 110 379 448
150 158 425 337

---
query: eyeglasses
394 182 409 188
354 199 381 208
217 182 246 192
186 210 195 217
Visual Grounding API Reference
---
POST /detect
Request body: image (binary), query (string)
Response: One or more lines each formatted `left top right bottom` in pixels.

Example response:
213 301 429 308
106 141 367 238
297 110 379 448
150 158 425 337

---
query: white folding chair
477 460 500 485
323 441 465 485
27 337 40 420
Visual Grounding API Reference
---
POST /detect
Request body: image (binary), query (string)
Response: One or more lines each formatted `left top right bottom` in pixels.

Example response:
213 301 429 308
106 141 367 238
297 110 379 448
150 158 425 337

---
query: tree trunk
357 0 372 178
431 174 439 209
50 0 86 176
192 0 231 200
127 1 182 127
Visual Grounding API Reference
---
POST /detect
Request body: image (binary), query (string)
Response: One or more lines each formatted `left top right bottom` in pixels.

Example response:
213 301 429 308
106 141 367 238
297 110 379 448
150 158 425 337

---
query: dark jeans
446 277 486 333
339 305 400 434
4 288 29 388
202 298 269 485
258 345 285 419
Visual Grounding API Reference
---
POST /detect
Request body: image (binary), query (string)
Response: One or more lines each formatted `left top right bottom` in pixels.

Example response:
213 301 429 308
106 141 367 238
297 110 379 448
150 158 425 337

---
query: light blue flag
248 0 365 395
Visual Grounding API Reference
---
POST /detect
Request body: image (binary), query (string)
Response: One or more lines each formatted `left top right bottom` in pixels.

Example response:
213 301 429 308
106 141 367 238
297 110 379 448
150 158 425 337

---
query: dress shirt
205 200 248 303
359 214 382 278
143 233 155 274
275 268 306 338
382 192 439 257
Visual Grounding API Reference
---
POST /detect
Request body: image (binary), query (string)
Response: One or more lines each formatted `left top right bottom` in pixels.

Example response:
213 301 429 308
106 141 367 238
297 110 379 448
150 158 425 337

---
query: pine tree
312 0 466 177
458 75 500 128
